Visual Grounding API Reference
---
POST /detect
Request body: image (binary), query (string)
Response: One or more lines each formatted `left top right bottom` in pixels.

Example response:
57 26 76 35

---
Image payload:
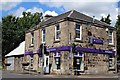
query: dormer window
42 29 46 43
108 30 113 45
75 23 82 40
55 24 60 41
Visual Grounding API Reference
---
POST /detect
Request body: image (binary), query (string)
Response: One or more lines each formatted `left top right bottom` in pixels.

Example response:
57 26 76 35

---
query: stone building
5 41 25 72
23 10 117 75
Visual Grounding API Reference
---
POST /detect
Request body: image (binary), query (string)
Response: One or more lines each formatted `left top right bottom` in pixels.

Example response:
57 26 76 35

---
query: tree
115 15 120 60
100 14 111 25
2 12 43 60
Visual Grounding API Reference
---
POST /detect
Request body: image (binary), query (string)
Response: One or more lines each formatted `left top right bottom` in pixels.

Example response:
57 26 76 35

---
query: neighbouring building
23 10 117 75
5 41 25 72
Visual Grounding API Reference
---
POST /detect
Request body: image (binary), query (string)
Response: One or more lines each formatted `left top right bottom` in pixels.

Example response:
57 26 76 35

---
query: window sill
54 40 60 43
29 44 34 47
108 43 114 46
74 38 83 42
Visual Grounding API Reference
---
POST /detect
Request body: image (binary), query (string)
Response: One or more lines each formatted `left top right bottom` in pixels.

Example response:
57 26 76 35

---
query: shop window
55 57 60 69
30 55 33 69
75 23 82 40
109 56 114 69
74 57 82 69
55 24 60 41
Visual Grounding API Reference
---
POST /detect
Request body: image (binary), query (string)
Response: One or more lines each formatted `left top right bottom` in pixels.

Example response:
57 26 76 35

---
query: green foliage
100 14 111 25
2 12 42 57
115 15 120 60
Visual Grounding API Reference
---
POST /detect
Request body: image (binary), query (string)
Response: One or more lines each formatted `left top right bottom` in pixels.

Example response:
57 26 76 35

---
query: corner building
24 10 117 75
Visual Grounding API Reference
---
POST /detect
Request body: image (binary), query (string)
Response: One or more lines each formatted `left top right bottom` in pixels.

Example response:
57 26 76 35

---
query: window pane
109 30 112 35
76 30 80 38
75 23 81 39
43 35 45 42
43 29 45 34
31 33 34 44
76 24 80 29
56 30 60 39
108 30 113 44
56 24 60 30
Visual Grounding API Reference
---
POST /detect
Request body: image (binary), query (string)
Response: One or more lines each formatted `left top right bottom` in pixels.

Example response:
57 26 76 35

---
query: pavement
1 70 120 79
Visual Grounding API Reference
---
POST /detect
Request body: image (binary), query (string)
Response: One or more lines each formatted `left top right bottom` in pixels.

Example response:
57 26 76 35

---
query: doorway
44 55 49 74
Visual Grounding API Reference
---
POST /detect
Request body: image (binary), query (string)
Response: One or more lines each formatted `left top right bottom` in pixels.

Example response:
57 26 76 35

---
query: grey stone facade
23 10 117 75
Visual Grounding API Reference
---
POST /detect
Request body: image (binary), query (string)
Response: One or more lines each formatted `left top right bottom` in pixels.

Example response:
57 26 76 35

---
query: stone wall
14 56 23 72
84 53 109 74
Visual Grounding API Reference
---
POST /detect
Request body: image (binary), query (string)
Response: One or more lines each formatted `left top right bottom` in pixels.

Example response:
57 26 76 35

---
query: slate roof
27 10 115 32
40 10 113 27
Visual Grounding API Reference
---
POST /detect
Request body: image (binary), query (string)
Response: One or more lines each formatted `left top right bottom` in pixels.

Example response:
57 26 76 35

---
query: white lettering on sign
105 50 112 53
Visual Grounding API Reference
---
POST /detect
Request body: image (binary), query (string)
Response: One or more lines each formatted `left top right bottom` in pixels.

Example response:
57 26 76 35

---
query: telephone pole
69 33 73 75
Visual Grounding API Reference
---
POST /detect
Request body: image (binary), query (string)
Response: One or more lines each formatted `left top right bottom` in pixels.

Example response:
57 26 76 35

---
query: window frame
75 23 82 40
30 55 33 69
31 33 34 46
108 30 114 45
42 28 46 43
55 24 60 41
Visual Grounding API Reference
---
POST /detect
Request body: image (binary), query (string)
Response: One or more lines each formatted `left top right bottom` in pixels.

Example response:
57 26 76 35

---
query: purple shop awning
76 47 115 55
58 46 70 51
25 51 33 55
25 46 115 55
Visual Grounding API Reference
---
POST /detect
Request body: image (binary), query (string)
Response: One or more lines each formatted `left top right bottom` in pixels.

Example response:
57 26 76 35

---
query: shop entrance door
44 55 49 74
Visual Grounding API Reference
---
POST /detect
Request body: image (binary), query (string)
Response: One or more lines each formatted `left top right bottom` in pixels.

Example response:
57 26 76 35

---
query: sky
0 0 120 26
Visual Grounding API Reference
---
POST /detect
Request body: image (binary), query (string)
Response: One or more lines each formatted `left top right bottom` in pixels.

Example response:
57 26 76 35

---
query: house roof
41 10 112 27
26 10 115 33
5 41 25 57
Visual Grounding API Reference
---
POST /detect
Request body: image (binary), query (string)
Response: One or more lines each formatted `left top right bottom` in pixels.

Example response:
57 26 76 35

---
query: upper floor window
55 24 60 40
31 33 34 46
75 23 82 40
42 29 46 43
108 30 113 45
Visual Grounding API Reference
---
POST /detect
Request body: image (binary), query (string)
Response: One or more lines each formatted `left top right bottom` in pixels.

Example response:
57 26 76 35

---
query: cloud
39 0 118 26
44 10 58 16
12 6 58 18
0 0 22 11
26 7 43 14
13 7 26 17
12 7 43 17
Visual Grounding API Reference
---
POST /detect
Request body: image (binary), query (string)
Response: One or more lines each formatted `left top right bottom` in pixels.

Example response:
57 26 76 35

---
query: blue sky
0 0 120 26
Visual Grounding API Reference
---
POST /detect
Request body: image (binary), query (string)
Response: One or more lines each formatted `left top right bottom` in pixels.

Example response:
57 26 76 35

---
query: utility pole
69 33 73 75
40 43 44 74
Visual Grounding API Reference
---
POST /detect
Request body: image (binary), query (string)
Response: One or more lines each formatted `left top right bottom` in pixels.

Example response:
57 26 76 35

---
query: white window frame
75 23 82 40
42 29 46 43
31 33 34 46
108 30 114 45
55 24 60 41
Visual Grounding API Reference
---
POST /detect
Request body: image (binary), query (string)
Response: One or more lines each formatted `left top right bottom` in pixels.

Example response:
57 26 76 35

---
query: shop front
25 46 116 75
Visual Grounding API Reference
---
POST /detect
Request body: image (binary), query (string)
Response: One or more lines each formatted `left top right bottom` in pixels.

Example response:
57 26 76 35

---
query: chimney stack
93 16 95 23
44 14 53 21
